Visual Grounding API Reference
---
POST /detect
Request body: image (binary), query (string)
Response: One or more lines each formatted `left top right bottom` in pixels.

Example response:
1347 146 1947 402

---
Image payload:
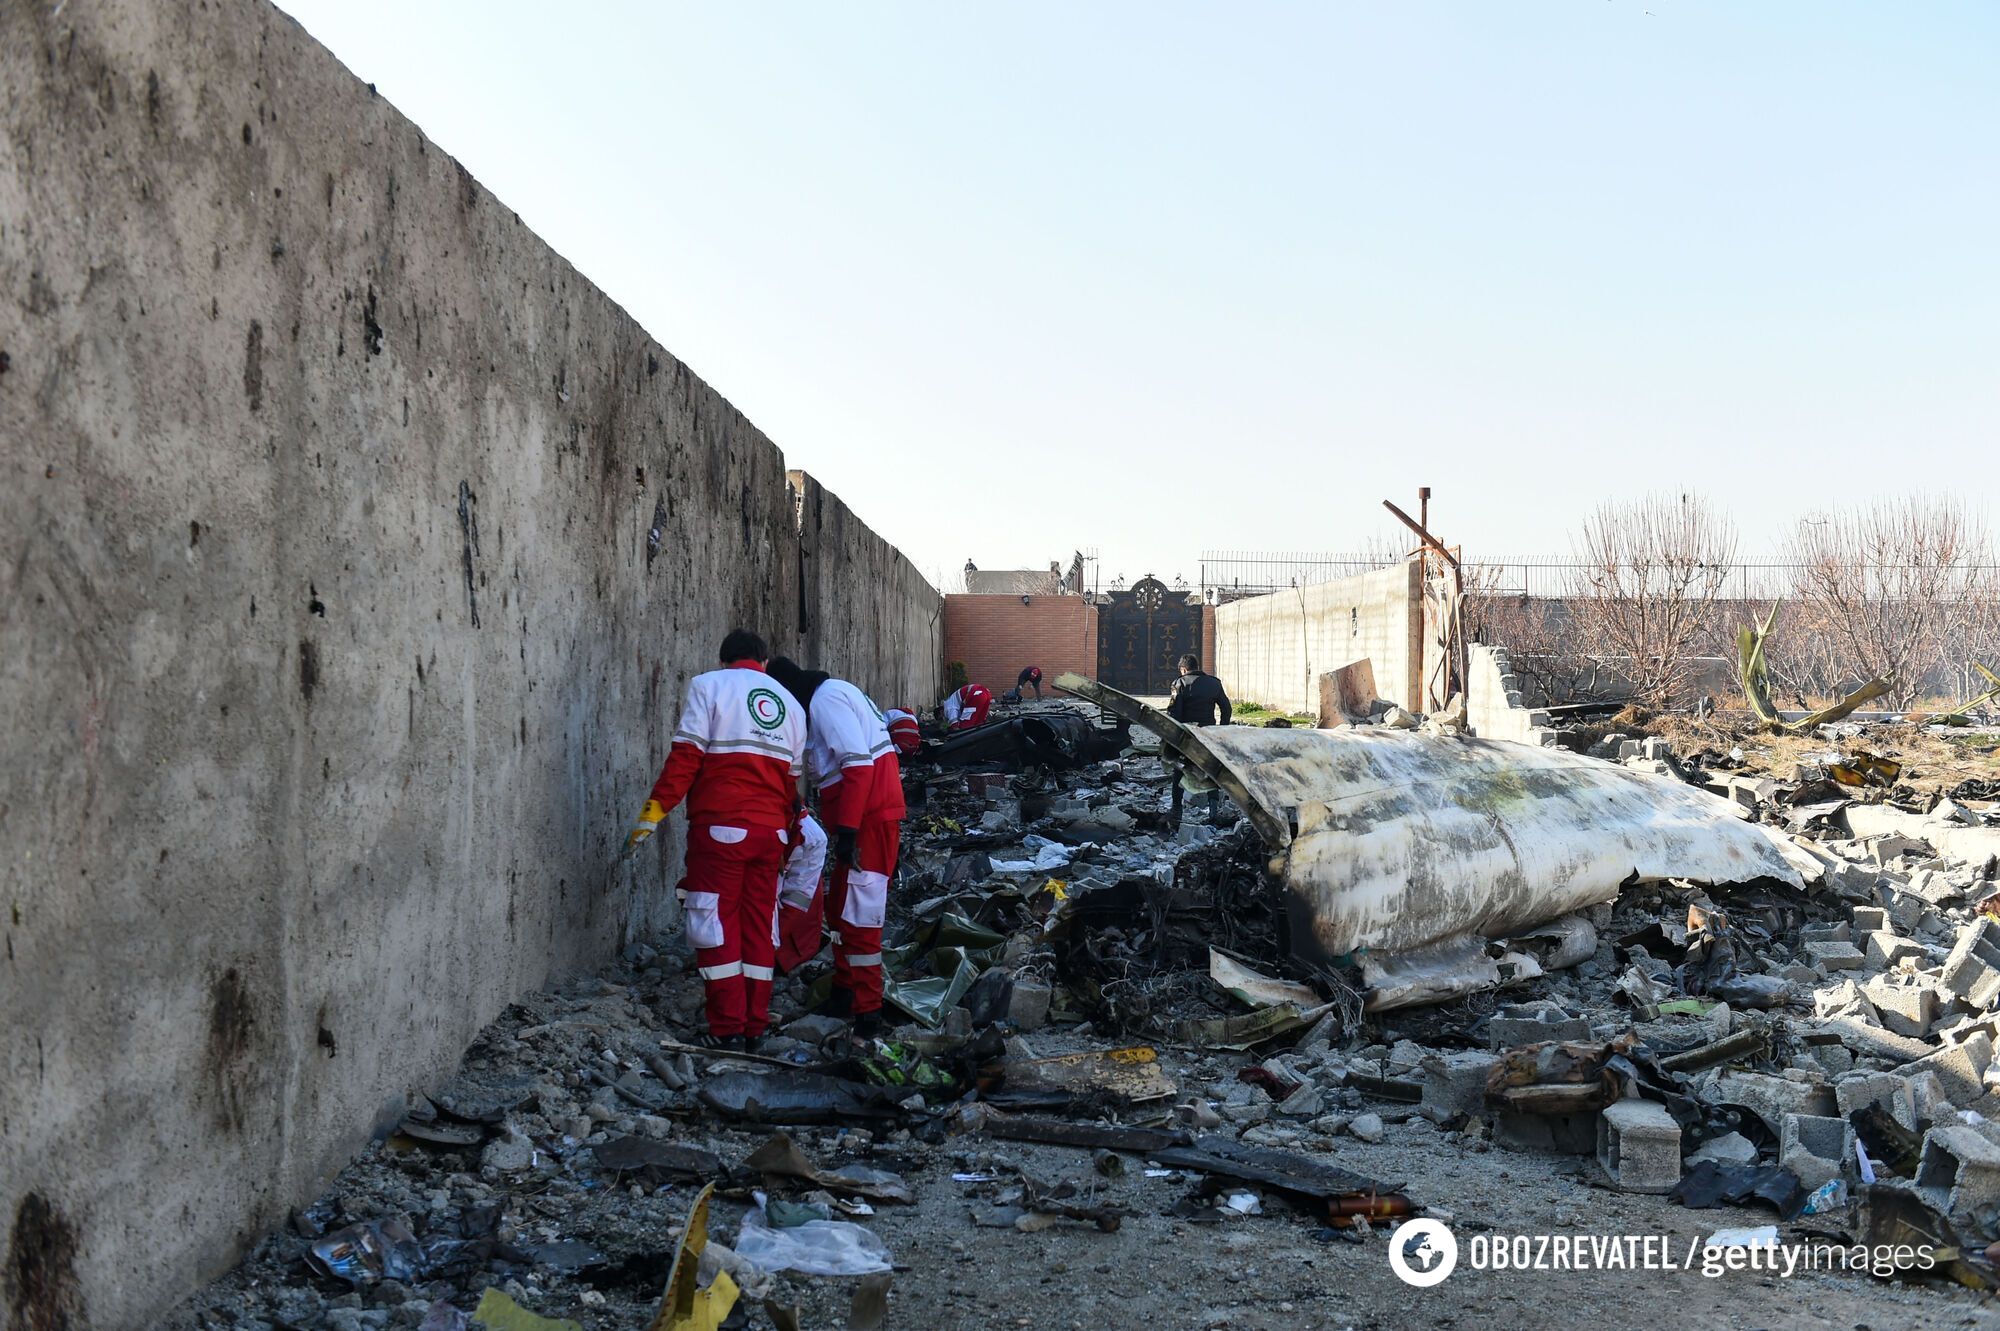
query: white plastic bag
734 1193 891 1275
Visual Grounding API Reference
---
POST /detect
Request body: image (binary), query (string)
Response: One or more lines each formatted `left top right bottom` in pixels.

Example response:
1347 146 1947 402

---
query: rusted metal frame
1384 498 1467 712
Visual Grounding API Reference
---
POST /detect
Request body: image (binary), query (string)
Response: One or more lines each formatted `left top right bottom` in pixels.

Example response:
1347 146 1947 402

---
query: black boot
850 1010 883 1040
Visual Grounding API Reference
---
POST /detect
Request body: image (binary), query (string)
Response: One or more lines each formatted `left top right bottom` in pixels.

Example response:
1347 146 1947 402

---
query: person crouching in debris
767 658 907 1039
883 706 922 756
1016 665 1044 699
621 629 807 1051
940 681 992 730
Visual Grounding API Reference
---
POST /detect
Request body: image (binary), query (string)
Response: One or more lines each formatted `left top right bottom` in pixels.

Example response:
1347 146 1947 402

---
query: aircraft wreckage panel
1056 675 1807 966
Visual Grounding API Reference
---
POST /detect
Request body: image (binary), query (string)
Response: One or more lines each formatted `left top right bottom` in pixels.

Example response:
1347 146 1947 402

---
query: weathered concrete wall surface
0 3 936 1327
1214 562 1423 715
1465 644 1559 746
788 471 941 707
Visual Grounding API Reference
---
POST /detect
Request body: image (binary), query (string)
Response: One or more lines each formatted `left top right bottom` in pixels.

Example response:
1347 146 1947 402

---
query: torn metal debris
1057 673 1809 1009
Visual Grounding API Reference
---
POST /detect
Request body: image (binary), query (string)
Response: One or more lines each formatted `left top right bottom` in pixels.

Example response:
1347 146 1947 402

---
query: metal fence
1199 550 1409 601
1202 552 2000 603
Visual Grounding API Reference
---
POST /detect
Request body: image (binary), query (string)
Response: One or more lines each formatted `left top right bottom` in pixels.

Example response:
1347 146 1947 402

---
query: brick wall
942 595 1099 700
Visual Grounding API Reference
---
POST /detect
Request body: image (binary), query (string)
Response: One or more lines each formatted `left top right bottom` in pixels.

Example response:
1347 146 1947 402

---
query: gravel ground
159 737 2000 1331
157 957 1998 1331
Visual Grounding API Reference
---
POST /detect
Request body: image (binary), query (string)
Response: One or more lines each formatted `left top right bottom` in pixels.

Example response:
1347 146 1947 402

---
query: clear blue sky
279 0 1997 590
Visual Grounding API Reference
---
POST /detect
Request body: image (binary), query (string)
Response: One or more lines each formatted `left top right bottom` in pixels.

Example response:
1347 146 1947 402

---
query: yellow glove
622 799 664 858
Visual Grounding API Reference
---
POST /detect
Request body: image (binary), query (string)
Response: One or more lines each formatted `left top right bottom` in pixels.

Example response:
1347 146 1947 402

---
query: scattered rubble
164 682 2000 1328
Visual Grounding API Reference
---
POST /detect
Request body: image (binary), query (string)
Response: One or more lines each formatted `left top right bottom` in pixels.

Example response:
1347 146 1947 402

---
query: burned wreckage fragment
1056 674 1810 1010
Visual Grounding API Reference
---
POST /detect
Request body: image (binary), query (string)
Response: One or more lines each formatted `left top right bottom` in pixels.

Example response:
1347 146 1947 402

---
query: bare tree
1784 496 1992 706
1567 494 1738 706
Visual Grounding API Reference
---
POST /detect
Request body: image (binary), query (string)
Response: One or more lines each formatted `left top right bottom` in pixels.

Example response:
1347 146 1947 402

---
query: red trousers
827 818 900 1016
682 822 786 1038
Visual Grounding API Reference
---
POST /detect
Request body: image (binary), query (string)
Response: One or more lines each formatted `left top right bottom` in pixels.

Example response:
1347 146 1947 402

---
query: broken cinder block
1862 930 1924 970
1420 1050 1499 1124
1487 1003 1591 1050
1901 1031 1994 1109
1805 940 1866 972
1706 1070 1837 1136
1859 976 1940 1040
1940 917 2000 1009
1916 1125 2000 1231
1836 1071 1917 1131
1780 1113 1851 1193
1597 1097 1682 1193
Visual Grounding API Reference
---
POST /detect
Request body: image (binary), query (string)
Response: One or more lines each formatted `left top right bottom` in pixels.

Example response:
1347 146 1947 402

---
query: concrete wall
1465 644 1560 746
941 594 1098 701
0 4 937 1328
1213 561 1424 716
789 471 942 706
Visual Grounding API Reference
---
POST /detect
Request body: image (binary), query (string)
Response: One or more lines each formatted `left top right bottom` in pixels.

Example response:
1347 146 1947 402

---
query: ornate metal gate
1097 576 1201 695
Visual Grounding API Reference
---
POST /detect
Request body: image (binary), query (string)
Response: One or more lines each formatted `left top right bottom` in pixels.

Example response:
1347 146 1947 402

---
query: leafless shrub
1784 496 1994 706
1467 594 1614 703
1567 494 1738 706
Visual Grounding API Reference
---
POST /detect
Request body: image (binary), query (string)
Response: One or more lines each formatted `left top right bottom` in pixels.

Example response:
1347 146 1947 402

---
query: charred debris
167 678 2000 1328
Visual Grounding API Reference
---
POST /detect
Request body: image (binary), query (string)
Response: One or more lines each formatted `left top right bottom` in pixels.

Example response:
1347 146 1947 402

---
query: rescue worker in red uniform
940 683 992 731
622 629 806 1051
767 658 905 1038
883 707 922 756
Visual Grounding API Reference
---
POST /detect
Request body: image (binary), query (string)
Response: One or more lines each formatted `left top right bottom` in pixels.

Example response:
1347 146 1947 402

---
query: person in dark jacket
1166 655 1231 727
1165 655 1231 826
1015 665 1044 699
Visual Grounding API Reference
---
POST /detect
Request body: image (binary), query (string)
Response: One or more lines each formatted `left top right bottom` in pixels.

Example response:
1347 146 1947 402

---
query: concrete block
1862 975 1942 1039
1487 1003 1591 1050
1814 979 1876 1022
1863 931 1925 970
1805 940 1865 972
1902 1031 1994 1108
1940 918 2000 1009
1908 868 1969 906
1420 1050 1499 1123
1836 1071 1918 1131
1916 1125 2000 1231
1006 977 1052 1031
1687 1131 1759 1166
1495 1110 1597 1156
1597 1097 1683 1193
1815 1015 1932 1065
1886 892 1926 932
1801 923 1852 944
1616 739 1642 760
1851 906 1890 932
1706 1070 1836 1136
1780 1113 1852 1193
1906 1070 1954 1128
1869 834 1933 866
1641 737 1671 760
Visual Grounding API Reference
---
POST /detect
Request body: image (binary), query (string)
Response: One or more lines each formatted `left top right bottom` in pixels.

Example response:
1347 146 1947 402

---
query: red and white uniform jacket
883 708 922 755
779 812 828 911
941 684 992 731
806 679 907 829
636 661 806 836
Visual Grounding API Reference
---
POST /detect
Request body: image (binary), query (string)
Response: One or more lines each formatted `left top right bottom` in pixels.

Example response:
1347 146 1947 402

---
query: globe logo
1387 1217 1458 1288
